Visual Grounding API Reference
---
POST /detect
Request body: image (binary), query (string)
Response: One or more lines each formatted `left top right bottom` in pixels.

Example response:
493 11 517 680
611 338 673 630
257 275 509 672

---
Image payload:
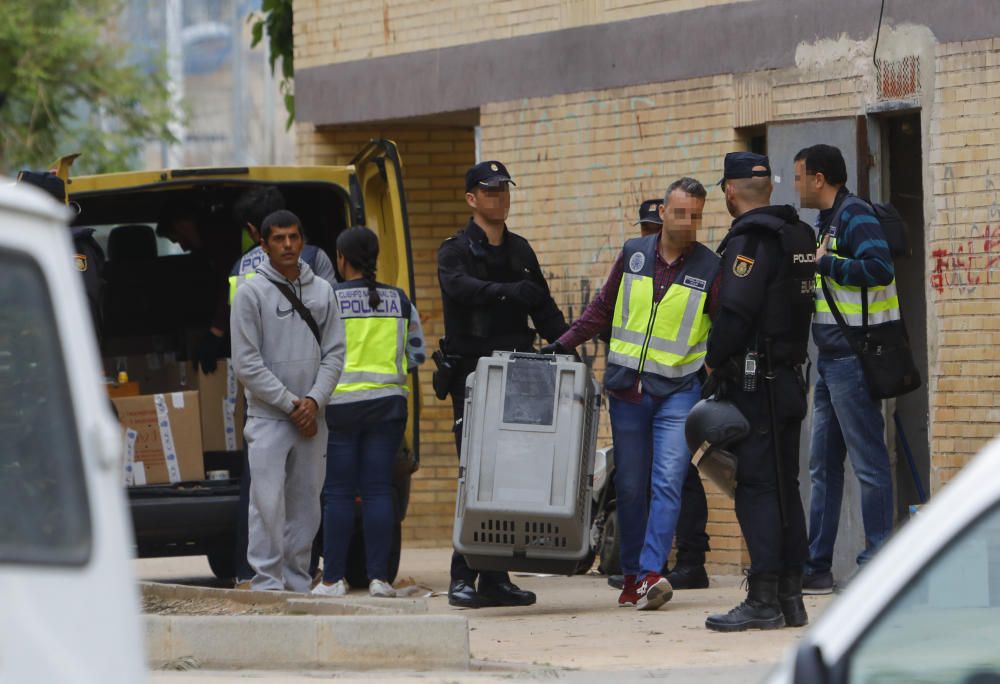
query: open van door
351 139 420 468
0 185 145 682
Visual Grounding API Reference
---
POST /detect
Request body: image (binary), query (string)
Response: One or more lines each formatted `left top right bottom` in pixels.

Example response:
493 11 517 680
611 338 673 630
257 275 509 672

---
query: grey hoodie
231 259 345 421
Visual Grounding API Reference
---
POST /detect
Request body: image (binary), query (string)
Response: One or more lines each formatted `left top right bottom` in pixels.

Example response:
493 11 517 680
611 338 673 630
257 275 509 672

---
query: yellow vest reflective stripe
814 258 901 327
609 274 712 378
330 287 409 404
228 272 257 304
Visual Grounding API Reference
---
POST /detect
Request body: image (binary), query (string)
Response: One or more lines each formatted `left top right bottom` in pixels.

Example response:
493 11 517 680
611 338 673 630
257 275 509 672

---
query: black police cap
718 152 771 186
634 198 664 226
465 160 516 192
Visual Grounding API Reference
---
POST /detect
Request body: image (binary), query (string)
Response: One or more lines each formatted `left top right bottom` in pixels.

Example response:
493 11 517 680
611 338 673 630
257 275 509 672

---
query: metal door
767 118 866 582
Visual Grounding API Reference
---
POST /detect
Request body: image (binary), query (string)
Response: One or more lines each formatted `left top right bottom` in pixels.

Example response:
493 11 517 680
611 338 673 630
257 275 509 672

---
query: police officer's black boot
705 573 785 632
778 573 808 628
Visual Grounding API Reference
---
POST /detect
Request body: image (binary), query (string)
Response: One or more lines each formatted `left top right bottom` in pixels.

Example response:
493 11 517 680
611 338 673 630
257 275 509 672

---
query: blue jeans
609 383 700 578
321 419 404 583
807 353 894 574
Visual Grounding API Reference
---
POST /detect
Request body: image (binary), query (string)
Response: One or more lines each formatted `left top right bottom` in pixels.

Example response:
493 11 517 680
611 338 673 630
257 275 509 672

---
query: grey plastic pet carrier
452 351 600 574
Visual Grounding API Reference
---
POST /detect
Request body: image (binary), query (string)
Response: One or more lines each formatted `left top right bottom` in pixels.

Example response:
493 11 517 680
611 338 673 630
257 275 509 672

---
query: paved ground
139 548 832 683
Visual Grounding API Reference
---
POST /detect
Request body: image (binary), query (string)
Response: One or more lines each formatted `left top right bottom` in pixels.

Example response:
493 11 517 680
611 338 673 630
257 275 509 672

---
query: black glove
195 330 225 374
540 341 567 355
499 280 546 309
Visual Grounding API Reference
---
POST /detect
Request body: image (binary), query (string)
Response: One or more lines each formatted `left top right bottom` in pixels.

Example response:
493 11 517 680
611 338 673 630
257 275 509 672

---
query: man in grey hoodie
231 209 345 592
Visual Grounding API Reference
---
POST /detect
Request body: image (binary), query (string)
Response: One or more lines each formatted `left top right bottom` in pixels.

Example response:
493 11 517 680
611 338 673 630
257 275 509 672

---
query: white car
0 184 146 682
765 437 1000 684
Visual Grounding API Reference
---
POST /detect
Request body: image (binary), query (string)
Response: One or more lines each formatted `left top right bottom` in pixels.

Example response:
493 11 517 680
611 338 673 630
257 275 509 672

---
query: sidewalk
409 548 829 671
140 547 832 680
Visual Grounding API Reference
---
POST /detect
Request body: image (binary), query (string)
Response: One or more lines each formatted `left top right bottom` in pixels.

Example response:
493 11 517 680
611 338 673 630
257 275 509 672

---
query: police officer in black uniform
436 160 568 608
703 152 816 632
17 170 105 341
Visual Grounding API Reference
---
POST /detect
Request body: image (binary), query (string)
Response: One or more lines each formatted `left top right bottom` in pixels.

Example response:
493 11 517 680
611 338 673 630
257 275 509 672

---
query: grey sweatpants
245 416 327 592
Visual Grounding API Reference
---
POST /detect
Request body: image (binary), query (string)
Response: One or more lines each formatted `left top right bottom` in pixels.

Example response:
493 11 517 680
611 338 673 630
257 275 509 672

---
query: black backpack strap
264 278 322 347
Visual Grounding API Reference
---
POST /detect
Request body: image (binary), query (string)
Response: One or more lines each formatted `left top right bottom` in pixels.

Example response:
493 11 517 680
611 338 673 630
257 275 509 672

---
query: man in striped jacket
794 144 899 595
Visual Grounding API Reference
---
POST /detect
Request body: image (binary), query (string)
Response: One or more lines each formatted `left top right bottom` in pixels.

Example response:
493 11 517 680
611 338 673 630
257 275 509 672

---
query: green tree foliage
249 0 294 129
0 0 177 175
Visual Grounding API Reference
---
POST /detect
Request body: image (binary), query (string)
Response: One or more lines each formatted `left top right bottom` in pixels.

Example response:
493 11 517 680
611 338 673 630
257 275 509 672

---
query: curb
141 581 429 615
147 614 469 670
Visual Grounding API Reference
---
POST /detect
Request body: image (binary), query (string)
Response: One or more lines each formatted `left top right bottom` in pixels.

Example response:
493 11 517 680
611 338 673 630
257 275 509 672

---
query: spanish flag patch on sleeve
732 255 754 278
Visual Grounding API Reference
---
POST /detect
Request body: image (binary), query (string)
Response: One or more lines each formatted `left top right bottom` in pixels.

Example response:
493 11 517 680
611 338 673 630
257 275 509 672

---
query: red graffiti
931 225 1000 294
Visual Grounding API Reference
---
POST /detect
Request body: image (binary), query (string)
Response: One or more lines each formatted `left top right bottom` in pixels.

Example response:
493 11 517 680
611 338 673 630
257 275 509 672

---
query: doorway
880 112 930 517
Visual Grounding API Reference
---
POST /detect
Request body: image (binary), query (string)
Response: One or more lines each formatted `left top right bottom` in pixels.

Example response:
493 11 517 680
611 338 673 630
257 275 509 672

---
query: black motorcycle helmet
685 397 750 454
684 397 750 498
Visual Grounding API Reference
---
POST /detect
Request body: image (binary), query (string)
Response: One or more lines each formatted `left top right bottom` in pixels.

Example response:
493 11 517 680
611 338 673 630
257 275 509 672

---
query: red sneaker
636 572 673 611
617 575 639 607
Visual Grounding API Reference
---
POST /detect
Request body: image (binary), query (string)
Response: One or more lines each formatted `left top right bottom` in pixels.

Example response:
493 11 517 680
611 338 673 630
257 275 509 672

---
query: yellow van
66 140 419 585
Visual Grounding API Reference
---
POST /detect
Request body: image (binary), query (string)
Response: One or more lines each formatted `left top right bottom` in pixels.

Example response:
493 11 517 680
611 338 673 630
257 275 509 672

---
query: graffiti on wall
931 167 1000 295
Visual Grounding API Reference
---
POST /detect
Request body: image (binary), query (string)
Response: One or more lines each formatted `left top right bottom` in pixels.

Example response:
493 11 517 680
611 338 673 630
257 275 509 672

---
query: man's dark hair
803 144 848 186
793 147 810 163
260 209 302 241
233 186 285 230
664 176 707 203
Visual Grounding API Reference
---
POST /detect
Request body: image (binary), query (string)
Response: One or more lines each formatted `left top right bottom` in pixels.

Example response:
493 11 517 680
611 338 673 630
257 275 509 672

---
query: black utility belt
721 353 800 393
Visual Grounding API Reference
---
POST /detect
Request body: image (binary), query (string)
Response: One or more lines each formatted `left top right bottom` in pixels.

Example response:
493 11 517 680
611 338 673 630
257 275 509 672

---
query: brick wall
926 38 1000 490
293 8 1000 571
293 0 752 69
297 123 476 546
479 76 749 573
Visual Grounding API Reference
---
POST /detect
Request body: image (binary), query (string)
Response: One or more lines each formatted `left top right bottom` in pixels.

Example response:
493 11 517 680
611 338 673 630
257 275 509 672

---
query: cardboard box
105 353 246 454
106 381 140 398
197 360 245 452
113 391 205 485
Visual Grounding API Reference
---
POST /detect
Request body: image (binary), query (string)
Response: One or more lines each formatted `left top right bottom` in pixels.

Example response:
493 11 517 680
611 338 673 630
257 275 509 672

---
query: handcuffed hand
290 397 319 435
299 419 318 438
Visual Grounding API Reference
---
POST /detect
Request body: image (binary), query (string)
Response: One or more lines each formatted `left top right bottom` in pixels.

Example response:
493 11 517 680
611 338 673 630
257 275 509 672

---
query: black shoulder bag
819 277 921 399
265 278 322 347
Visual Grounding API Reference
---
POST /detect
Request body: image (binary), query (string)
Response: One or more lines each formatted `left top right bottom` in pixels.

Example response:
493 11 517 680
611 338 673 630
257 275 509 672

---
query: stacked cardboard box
113 391 204 485
107 353 246 485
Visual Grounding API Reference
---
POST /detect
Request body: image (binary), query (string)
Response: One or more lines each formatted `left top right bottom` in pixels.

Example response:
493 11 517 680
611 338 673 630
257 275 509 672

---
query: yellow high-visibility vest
330 284 410 404
814 198 901 326
608 238 718 380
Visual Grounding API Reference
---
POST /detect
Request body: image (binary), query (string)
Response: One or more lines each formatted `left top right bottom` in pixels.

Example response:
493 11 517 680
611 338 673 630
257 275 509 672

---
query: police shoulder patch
628 251 646 273
74 254 88 272
732 255 754 278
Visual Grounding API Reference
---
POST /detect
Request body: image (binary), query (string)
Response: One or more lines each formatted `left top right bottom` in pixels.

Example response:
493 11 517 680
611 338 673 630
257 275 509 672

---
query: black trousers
449 361 510 589
674 463 710 567
728 366 809 577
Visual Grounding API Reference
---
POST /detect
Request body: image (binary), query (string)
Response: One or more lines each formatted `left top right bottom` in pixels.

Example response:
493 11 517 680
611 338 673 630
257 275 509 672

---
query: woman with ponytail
312 226 426 598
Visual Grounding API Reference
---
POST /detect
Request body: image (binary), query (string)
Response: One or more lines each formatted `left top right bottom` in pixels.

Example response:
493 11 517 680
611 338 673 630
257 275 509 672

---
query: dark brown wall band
296 0 1000 127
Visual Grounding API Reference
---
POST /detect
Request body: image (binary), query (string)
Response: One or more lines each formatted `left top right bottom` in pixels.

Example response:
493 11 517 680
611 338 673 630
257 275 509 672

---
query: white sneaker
310 579 348 597
369 579 396 598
